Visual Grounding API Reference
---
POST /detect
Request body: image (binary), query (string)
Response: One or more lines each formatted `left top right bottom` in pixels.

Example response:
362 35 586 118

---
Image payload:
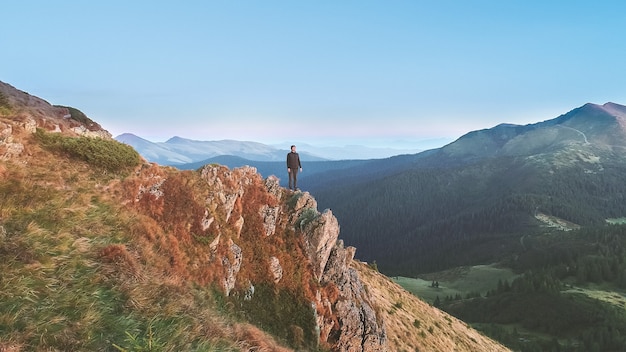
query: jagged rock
23 117 37 133
223 239 242 296
202 210 214 231
234 215 244 238
71 125 112 139
1 142 24 160
264 175 283 198
223 194 239 222
290 192 318 224
301 209 340 281
136 177 165 201
268 256 283 283
321 241 386 351
259 204 280 236
200 165 245 222
292 194 387 351
200 164 223 189
0 122 24 160
236 166 259 185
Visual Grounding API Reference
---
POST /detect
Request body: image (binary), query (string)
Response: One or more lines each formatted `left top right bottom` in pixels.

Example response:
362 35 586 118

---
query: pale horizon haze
2 1 626 149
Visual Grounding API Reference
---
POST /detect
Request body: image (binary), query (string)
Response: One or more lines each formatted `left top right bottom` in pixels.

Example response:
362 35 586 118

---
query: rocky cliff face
179 165 386 351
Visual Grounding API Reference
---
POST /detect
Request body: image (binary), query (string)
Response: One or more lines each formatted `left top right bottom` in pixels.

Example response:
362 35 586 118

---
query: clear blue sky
2 1 625 148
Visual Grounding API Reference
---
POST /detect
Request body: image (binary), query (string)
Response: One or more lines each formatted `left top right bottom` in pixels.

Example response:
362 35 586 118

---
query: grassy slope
0 133 292 351
395 264 520 304
353 261 510 352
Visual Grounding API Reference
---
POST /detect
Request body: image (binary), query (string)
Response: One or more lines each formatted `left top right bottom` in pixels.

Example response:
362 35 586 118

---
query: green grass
233 283 320 351
394 264 519 304
606 217 626 224
564 283 626 310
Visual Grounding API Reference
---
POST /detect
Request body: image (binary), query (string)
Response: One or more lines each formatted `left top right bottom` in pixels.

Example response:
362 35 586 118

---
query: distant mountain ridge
441 102 626 160
309 101 626 274
114 133 322 165
114 133 430 165
305 101 626 349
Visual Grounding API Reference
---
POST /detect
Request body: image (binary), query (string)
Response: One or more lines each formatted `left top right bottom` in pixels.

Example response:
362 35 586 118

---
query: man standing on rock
287 145 302 191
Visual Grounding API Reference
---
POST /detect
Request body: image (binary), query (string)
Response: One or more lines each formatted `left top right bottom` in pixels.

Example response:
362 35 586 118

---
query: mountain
311 101 626 273
1 81 509 351
115 133 194 164
440 102 626 160
115 133 328 165
308 101 626 350
115 134 430 165
285 141 434 160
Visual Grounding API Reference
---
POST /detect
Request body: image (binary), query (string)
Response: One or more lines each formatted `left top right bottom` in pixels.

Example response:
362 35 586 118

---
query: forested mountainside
309 102 626 351
0 80 509 351
311 102 626 274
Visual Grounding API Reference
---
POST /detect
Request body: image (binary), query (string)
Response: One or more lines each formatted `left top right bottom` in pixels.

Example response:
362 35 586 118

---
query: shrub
54 105 94 125
298 208 319 230
35 128 141 173
234 283 318 350
0 91 11 115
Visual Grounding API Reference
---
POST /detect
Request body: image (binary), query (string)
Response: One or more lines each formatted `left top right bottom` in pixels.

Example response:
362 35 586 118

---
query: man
286 145 302 191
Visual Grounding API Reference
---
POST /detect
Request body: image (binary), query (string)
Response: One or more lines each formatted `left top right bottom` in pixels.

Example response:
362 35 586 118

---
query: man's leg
288 171 294 190
293 170 298 190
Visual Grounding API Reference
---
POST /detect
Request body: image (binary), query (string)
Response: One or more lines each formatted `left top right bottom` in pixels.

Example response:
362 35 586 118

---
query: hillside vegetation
0 80 509 351
316 154 626 274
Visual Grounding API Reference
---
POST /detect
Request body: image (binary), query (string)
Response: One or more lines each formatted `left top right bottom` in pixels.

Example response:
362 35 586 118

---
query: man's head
291 145 296 152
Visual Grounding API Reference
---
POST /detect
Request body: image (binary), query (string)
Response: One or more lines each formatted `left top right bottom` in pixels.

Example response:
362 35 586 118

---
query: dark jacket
286 152 301 169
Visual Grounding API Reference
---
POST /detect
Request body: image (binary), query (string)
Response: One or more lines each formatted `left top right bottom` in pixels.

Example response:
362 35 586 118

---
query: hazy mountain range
114 133 448 164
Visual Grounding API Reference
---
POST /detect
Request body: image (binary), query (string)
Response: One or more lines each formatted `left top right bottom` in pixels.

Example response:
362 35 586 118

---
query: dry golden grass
353 261 511 352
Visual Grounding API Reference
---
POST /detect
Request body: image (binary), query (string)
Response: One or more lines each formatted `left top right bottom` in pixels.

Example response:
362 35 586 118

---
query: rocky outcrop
0 80 114 164
194 164 388 350
291 192 387 351
321 241 386 351
200 165 251 221
223 239 243 296
259 204 280 237
301 205 341 281
268 256 283 283
71 124 112 139
0 121 24 160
